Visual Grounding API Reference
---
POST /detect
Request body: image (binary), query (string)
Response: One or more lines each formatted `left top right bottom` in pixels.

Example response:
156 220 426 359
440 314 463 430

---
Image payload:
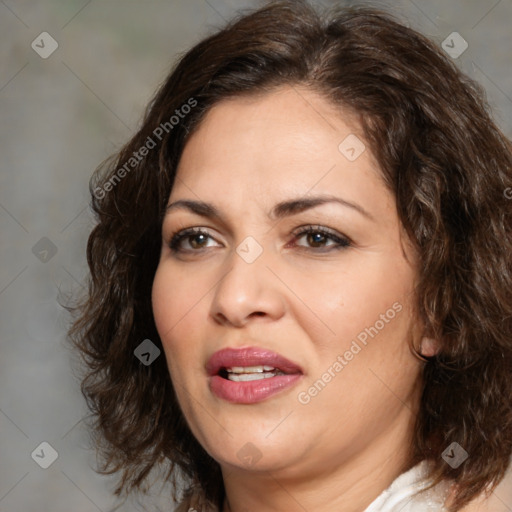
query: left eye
291 226 351 250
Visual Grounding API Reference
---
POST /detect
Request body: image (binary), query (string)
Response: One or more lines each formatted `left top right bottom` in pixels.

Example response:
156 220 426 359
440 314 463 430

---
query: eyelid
291 224 348 239
167 224 351 254
168 226 223 252
290 225 352 248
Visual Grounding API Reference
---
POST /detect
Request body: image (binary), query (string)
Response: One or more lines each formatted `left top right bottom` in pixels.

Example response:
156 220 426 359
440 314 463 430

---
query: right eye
168 227 221 252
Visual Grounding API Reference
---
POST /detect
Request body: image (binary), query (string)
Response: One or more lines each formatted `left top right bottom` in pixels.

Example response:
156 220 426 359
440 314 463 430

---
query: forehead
172 86 389 214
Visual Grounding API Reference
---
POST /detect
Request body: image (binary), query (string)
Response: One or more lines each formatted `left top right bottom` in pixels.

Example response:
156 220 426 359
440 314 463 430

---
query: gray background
1 0 511 510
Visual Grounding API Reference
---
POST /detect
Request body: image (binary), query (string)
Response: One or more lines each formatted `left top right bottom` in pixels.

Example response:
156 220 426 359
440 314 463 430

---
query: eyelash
167 225 351 254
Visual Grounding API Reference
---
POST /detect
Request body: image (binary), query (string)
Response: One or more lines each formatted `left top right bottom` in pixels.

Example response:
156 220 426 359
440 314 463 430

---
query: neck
220 409 417 512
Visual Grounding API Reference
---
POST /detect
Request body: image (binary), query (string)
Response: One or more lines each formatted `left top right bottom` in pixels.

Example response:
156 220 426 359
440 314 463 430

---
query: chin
196 417 306 474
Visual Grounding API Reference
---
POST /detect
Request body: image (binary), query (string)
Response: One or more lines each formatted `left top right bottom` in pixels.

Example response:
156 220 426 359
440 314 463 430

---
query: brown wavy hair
67 1 512 510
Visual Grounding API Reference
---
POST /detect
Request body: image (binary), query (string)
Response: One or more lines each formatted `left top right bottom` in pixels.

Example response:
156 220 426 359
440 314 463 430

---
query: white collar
364 461 450 512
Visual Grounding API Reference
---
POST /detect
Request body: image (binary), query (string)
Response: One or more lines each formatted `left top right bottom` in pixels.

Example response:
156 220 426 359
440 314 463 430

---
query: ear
419 336 440 357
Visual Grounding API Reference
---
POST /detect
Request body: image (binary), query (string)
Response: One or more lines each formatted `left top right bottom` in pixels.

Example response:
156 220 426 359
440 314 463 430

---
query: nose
209 245 286 328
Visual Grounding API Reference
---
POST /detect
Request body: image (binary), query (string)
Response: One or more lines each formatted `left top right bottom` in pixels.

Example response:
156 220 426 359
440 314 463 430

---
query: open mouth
206 346 303 403
219 365 288 382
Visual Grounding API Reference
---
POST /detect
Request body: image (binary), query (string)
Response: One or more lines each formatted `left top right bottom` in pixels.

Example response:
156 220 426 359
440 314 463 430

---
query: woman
69 1 512 511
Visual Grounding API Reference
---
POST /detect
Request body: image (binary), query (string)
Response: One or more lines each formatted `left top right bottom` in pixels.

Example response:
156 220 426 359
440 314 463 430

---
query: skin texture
152 85 430 511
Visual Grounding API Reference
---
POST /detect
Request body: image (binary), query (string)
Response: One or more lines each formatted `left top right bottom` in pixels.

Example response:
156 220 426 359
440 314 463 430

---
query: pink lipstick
206 346 303 404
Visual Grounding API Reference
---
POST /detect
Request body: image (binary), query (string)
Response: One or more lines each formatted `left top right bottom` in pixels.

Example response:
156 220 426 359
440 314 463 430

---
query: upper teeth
227 365 275 373
225 365 285 382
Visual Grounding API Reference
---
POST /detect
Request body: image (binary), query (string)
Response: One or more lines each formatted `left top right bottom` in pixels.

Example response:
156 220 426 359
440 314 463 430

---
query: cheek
151 265 176 340
151 262 212 380
152 263 203 335
152 265 192 366
292 253 414 352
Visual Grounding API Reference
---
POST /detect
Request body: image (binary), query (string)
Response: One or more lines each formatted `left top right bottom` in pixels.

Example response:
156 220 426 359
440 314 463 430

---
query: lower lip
209 374 302 404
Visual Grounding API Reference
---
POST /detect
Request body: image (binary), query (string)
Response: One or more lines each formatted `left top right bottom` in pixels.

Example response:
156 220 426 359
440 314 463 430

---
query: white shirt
364 461 450 512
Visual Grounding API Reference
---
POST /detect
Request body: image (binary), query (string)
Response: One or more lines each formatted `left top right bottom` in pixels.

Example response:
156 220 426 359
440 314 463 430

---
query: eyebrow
165 194 375 222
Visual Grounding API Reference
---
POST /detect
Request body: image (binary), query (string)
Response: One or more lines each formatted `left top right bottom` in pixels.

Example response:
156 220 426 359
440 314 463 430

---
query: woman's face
152 85 424 479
